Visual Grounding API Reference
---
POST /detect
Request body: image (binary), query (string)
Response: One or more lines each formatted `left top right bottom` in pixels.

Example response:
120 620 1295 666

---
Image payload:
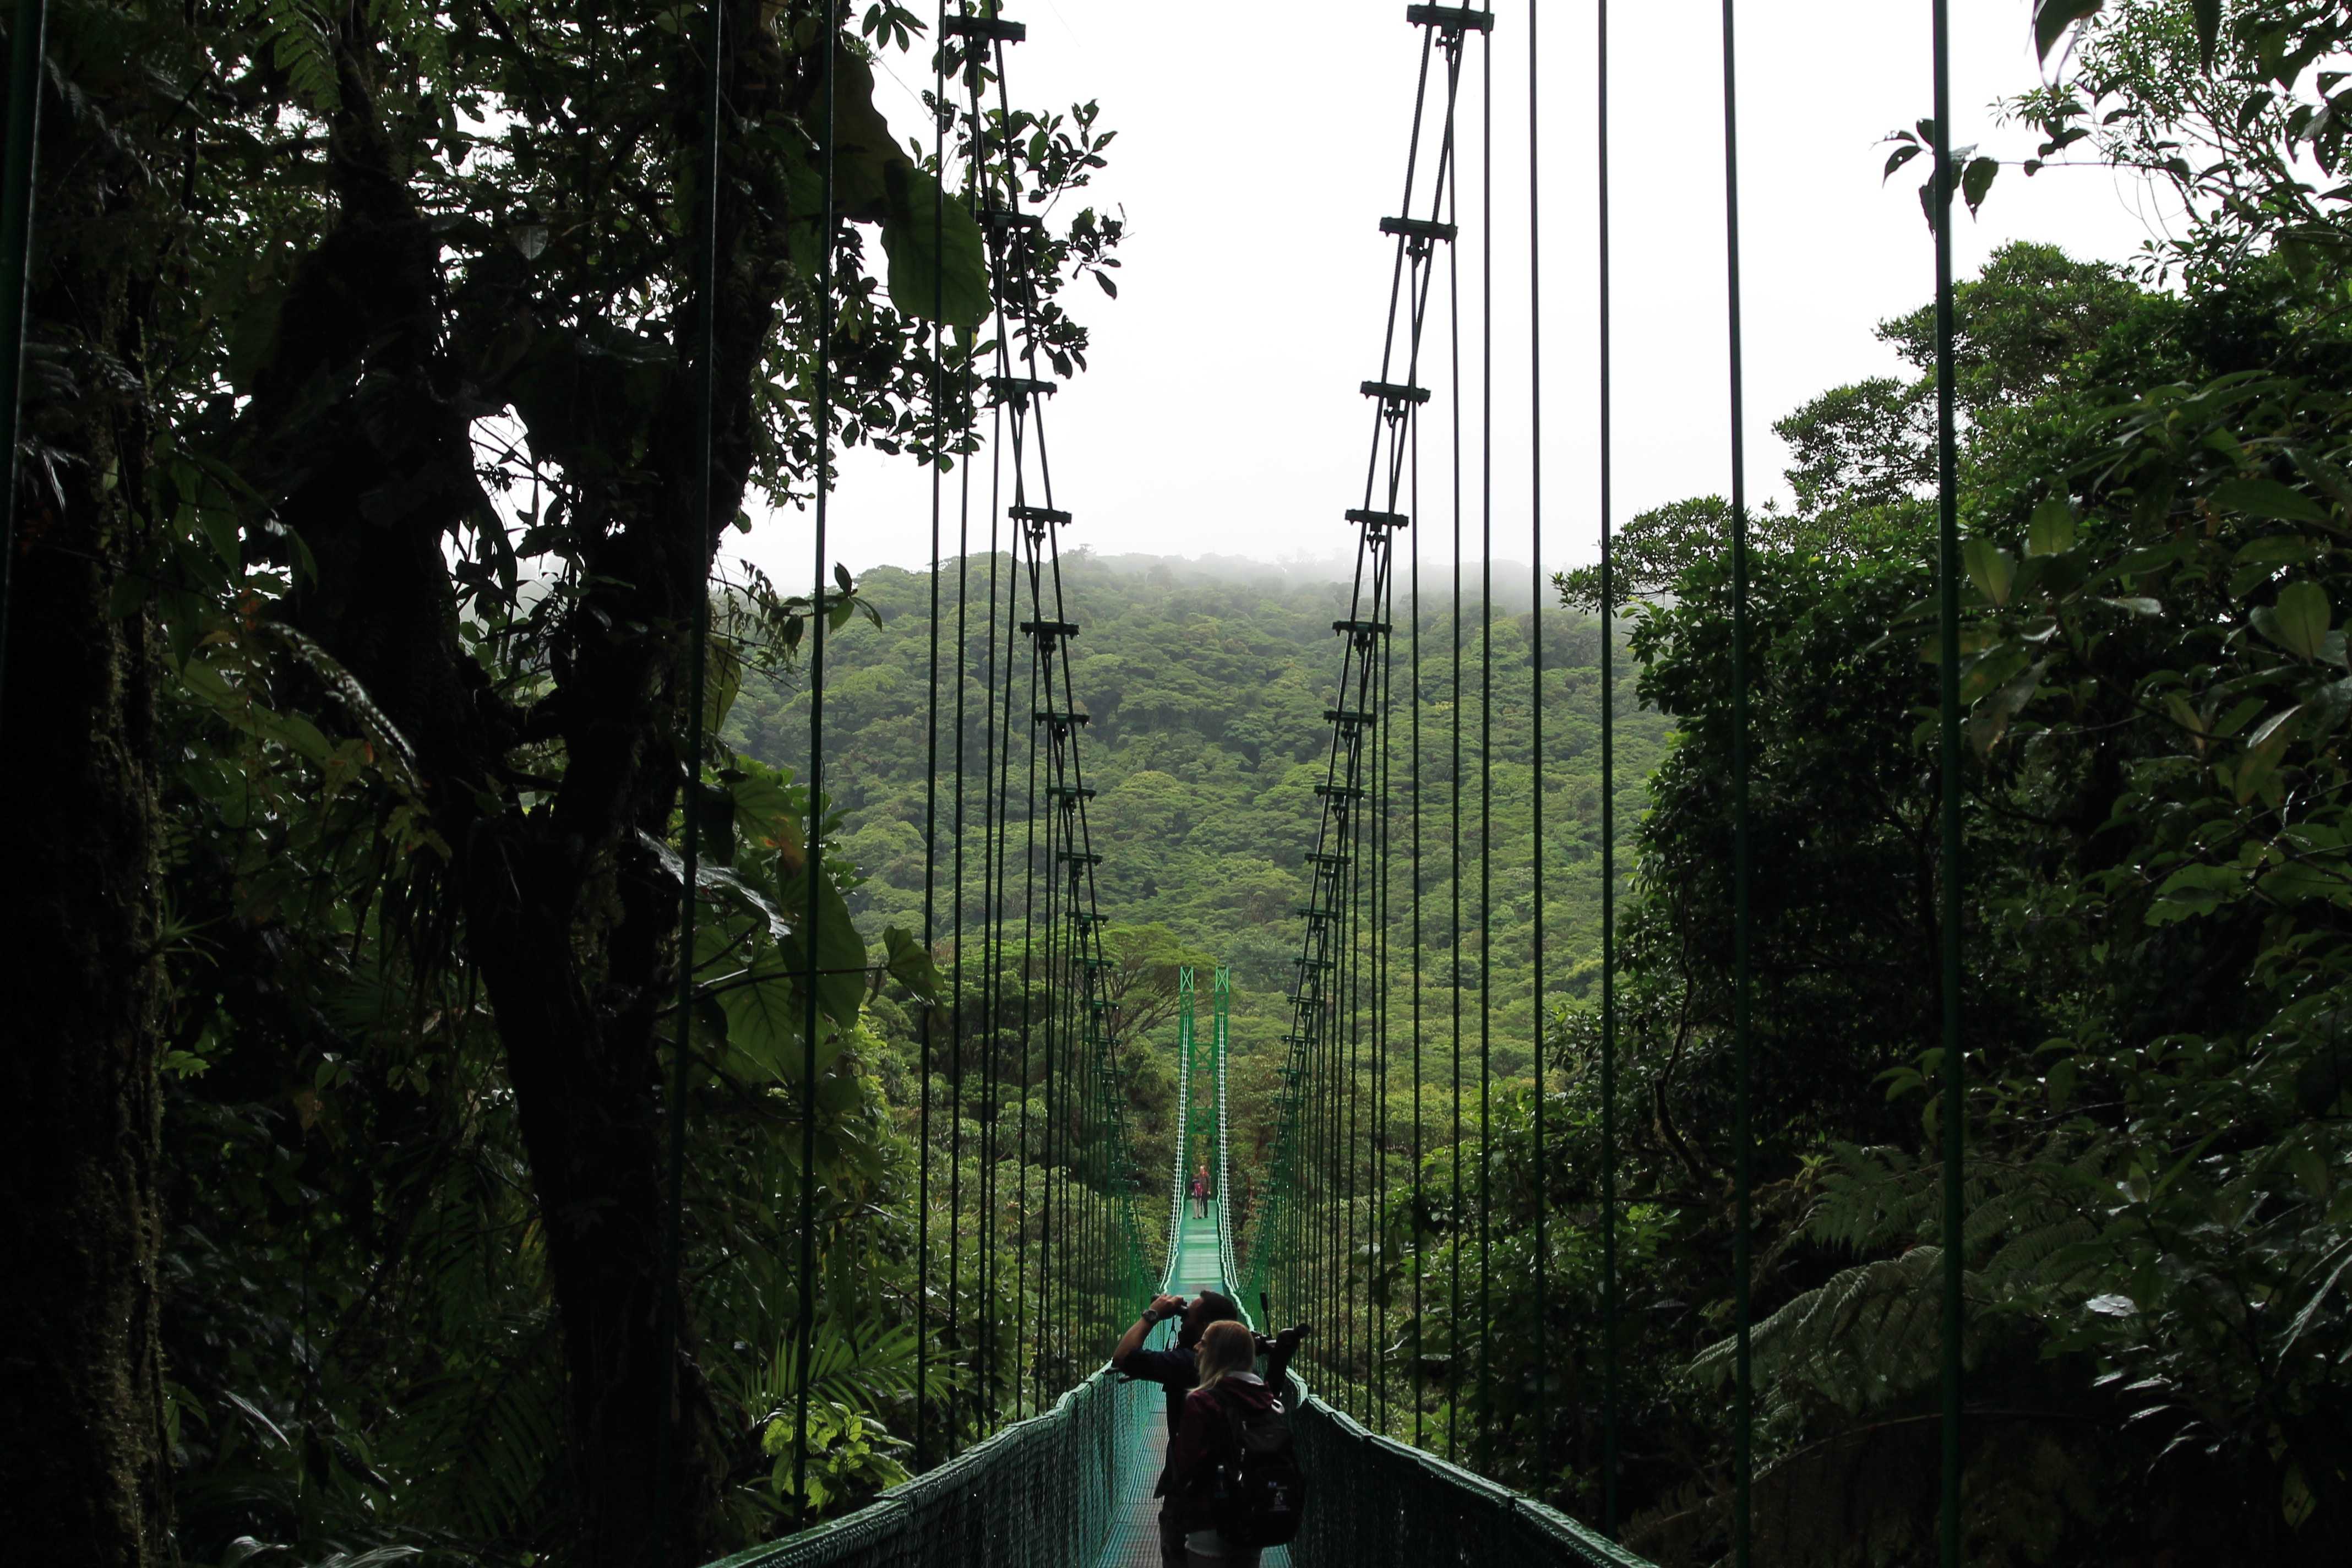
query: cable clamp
1019 617 1080 639
1359 379 1431 407
1405 4 1493 35
1009 503 1071 526
1380 215 1459 245
989 374 1058 404
944 14 1028 43
1345 508 1410 531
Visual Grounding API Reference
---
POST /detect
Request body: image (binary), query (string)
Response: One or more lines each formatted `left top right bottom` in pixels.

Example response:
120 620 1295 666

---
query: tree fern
1694 1141 2122 1419
250 0 337 117
401 1318 565 1545
1694 1248 1963 1416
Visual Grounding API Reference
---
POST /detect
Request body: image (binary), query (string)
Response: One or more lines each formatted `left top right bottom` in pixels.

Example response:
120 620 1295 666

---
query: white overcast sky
727 1 2175 587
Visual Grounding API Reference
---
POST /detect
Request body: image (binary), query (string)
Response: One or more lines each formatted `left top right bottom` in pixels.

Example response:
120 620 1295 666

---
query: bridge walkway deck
1092 1202 1289 1568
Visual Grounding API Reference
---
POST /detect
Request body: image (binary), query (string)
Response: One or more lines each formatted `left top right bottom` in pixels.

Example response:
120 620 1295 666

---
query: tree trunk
240 23 773 1562
466 811 711 1566
0 61 172 1562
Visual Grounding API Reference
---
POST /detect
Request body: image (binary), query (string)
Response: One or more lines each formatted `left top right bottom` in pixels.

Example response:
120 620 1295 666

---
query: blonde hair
1194 1320 1256 1391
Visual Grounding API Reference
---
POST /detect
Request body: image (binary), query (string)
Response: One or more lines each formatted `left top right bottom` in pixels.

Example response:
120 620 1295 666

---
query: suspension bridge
713 963 1643 1568
0 0 2011 1557
649 0 1966 1551
652 0 1979 1564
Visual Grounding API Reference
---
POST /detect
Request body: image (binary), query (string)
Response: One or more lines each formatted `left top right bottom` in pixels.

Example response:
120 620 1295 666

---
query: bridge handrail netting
706 1369 1149 1568
1276 1382 1651 1568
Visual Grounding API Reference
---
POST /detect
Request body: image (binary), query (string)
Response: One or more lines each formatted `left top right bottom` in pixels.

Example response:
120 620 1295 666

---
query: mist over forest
726 549 1665 1198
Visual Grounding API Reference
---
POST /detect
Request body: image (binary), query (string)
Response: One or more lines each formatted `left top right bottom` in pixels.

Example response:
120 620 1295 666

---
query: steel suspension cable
1410 350 1426 1455
935 42 988 1429
986 404 1016 1417
1014 623 1039 1417
977 385 1006 1427
1526 0 1549 1495
1930 4 1967 1564
962 5 1149 1402
1365 716 1376 1415
1373 587 1382 1439
1446 111 1465 1468
946 359 975 1460
913 0 951 1473
1596 0 1620 1538
1718 2 1754 1562
793 0 844 1505
1476 25 1495 1477
0 0 46 726
1344 716 1362 1411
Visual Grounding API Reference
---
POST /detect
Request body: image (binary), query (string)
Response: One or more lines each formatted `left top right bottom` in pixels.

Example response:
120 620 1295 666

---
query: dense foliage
12 3 2351 1568
1 2 1132 1565
1346 6 2352 1565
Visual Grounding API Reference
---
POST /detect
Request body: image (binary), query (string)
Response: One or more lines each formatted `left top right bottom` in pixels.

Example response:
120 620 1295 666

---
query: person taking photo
1112 1292 1306 1568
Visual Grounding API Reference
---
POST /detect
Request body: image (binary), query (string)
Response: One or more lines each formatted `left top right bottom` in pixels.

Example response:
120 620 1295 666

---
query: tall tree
0 3 178 1559
163 4 1110 1560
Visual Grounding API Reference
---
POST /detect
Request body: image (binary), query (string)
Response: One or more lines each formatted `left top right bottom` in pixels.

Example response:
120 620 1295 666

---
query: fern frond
1983 1213 2100 1288
1694 1248 1963 1415
252 0 338 117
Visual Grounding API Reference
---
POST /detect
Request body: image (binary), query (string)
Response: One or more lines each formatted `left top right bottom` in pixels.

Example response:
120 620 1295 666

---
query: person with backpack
1163 1320 1308 1565
1191 1164 1212 1219
1112 1293 1309 1568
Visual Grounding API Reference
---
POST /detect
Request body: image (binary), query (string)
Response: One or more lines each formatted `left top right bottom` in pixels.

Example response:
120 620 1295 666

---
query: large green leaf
2026 496 2077 557
2034 0 2105 60
2236 705 2304 802
879 164 992 330
701 635 744 737
2214 476 2328 524
780 862 868 1033
821 45 913 224
881 924 940 1002
2255 581 2333 660
2190 0 2221 67
725 761 807 863
1961 155 2000 217
717 961 807 1082
1964 537 2016 607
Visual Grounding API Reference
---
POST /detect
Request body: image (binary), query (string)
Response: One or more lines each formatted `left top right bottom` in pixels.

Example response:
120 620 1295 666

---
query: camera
1253 1322 1311 1357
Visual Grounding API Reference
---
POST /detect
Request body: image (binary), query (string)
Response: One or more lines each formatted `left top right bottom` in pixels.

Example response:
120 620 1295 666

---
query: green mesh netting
705 1370 1155 1568
1276 1371 1653 1568
710 1038 1661 1568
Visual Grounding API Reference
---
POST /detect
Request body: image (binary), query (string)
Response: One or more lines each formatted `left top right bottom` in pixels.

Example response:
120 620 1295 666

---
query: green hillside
723 549 1669 1200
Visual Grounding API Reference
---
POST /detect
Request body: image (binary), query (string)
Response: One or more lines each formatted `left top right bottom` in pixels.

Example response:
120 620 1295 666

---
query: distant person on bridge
1113 1292 1306 1568
1191 1164 1212 1219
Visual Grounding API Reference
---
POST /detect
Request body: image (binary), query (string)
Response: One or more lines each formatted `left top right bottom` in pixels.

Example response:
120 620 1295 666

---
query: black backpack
1207 1391 1308 1548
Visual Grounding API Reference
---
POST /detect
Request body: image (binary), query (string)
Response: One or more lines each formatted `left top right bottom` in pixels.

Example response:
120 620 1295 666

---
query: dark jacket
1163 1374 1282 1533
1119 1333 1298 1495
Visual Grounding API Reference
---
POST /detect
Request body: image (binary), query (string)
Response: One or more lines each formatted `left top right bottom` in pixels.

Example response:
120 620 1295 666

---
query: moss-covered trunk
0 57 172 1564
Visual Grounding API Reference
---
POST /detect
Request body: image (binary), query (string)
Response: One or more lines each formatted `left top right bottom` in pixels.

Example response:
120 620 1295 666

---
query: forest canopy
3 2 2350 1568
